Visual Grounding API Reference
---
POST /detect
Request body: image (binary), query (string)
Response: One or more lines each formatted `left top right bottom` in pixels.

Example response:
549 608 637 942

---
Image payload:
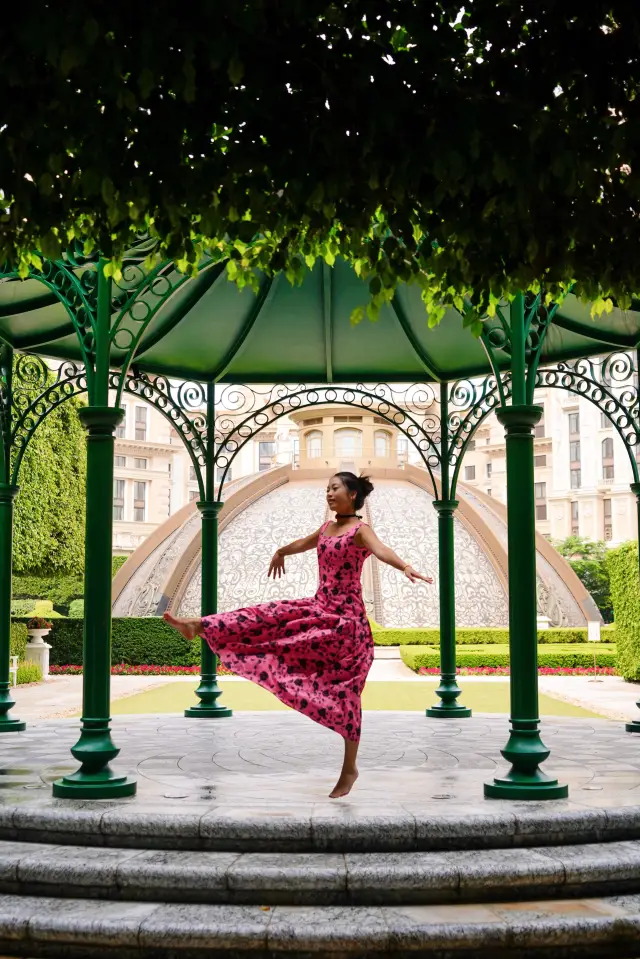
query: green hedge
18 617 201 667
607 542 640 680
10 623 27 661
373 626 613 646
400 643 618 671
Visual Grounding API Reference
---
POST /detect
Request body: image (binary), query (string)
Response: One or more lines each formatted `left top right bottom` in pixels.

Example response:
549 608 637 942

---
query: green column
484 404 567 799
427 382 470 718
53 408 136 797
426 499 471 718
185 501 232 718
185 381 231 719
0 484 25 732
626 481 640 733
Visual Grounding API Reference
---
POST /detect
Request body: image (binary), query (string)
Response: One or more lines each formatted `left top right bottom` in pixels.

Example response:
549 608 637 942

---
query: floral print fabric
200 522 374 741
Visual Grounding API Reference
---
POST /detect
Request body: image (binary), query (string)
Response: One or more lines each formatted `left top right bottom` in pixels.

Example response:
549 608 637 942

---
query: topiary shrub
10 599 36 617
607 541 640 680
68 599 84 619
17 662 42 684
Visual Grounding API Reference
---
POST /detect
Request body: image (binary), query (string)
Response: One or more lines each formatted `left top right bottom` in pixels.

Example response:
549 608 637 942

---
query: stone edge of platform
0 801 639 852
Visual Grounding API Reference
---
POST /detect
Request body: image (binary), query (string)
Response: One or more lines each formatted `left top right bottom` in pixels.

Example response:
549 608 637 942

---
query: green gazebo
1 247 640 802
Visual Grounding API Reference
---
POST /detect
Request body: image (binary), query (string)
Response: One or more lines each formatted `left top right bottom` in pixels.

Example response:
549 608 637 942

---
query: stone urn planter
25 618 53 680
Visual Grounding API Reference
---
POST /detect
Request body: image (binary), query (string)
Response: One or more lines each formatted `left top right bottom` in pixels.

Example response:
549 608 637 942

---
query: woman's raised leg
329 737 360 799
163 611 203 641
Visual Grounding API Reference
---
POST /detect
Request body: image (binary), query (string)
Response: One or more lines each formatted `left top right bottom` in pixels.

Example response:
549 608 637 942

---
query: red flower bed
49 663 235 676
417 666 618 677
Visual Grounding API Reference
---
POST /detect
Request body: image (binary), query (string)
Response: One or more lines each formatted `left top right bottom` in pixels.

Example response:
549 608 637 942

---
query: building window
134 457 147 470
133 481 147 522
603 498 612 541
116 415 126 440
487 488 492 497
467 440 476 451
113 479 125 521
115 455 127 468
465 465 476 481
534 454 547 468
188 489 199 503
334 415 363 423
374 430 391 458
570 468 581 489
535 504 548 521
569 440 581 463
486 462 492 478
397 435 408 462
259 441 276 471
135 406 147 441
292 437 299 467
302 417 323 426
534 411 545 438
534 482 546 500
189 465 197 482
335 428 362 459
306 430 322 459
568 411 580 435
602 437 614 481
534 481 547 520
601 411 611 429
216 466 231 484
571 500 579 535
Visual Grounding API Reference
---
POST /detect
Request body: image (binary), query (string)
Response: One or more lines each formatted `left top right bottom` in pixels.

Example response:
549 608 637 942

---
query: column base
184 704 233 719
52 769 137 799
426 703 472 719
484 770 569 801
0 717 26 733
625 720 640 733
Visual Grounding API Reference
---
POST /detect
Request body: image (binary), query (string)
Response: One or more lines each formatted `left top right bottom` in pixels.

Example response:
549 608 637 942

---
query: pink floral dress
200 521 374 741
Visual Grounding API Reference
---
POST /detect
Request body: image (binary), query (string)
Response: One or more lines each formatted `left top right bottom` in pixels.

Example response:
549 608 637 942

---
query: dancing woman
164 472 433 798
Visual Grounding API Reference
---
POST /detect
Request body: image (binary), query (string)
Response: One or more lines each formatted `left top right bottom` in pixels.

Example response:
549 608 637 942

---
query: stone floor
0 712 639 818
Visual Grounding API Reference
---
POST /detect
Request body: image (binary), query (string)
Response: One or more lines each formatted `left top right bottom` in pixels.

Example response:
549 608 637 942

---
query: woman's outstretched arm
355 525 433 585
268 528 323 579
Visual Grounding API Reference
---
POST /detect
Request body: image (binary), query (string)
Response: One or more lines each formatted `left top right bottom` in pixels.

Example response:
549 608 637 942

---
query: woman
164 472 433 798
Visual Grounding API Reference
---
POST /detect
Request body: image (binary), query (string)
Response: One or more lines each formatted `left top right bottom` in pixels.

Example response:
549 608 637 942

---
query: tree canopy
2 2 640 318
553 536 613 623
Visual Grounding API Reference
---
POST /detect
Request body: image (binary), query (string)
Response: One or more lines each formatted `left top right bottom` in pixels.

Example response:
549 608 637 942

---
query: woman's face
326 475 356 513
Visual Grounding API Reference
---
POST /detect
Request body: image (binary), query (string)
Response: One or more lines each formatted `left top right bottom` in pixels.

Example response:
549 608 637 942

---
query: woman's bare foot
329 768 359 799
163 611 202 641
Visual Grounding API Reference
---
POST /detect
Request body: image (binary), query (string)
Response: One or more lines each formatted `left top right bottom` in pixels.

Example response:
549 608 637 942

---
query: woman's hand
403 565 434 585
268 550 286 579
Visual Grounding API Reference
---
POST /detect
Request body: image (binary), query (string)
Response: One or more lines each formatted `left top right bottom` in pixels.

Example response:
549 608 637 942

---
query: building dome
113 465 598 628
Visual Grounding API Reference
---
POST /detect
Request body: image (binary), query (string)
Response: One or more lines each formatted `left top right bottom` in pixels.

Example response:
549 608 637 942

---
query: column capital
631 482 640 500
197 500 223 518
78 407 125 433
496 404 543 433
0 484 19 504
433 499 459 515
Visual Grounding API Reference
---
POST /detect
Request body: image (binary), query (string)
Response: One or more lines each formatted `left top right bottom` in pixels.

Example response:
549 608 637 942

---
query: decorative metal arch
211 382 443 500
536 352 640 483
446 374 510 498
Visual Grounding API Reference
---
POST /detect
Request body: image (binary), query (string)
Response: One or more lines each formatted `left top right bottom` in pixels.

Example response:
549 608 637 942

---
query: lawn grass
109 678 603 719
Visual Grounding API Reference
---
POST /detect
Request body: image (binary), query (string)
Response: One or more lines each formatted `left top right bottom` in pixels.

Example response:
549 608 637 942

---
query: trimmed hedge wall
401 643 618 671
10 623 27 661
607 542 640 680
373 626 614 646
18 617 201 667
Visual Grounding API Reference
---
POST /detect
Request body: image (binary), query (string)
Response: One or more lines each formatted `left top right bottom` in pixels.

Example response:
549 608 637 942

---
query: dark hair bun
333 471 374 510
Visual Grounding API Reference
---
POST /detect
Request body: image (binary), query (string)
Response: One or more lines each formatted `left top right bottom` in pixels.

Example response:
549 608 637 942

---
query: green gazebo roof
1 257 639 382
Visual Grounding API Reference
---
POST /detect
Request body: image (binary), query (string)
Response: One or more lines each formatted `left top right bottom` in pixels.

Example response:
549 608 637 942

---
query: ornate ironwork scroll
212 382 442 500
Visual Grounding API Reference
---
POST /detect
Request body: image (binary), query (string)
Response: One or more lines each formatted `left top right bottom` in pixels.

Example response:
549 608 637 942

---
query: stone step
0 891 639 958
3 800 640 853
1 839 640 907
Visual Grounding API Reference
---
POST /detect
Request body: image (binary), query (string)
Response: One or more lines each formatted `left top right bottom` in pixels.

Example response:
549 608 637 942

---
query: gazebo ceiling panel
0 261 639 383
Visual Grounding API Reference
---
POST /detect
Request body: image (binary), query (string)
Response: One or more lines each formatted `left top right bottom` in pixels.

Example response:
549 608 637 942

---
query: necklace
335 512 361 519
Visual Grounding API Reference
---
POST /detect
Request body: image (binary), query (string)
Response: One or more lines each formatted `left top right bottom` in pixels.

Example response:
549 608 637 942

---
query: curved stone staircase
0 803 640 958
